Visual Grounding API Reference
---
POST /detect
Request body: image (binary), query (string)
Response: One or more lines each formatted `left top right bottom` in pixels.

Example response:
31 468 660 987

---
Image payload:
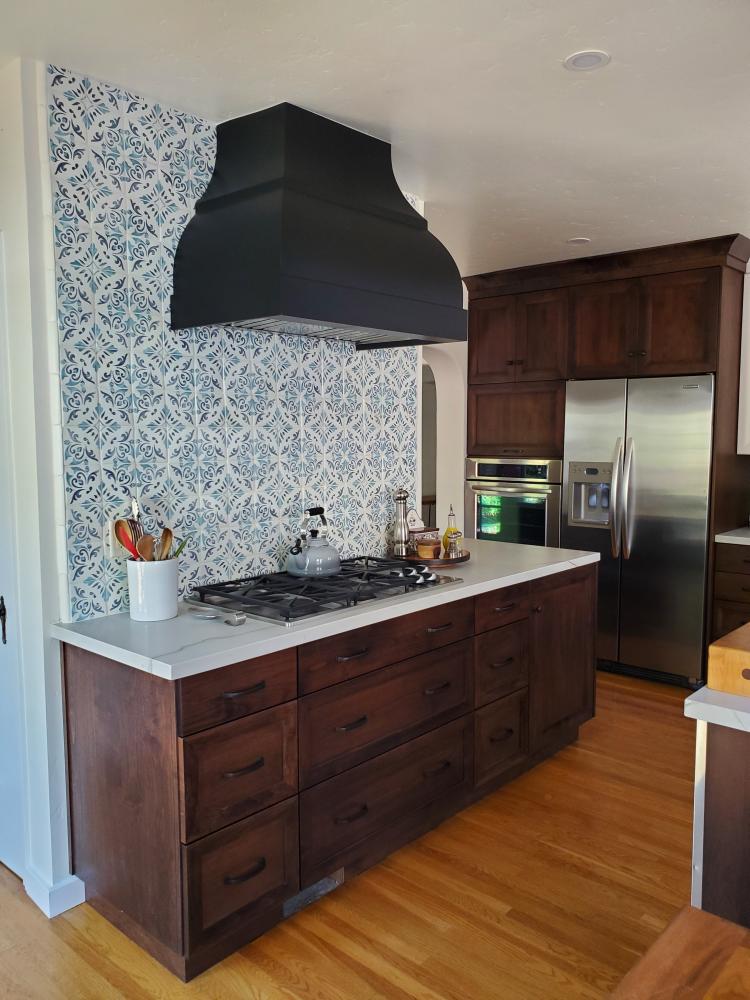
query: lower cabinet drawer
714 572 750 605
474 689 528 787
179 702 298 842
475 583 530 634
475 621 528 707
715 543 750 575
299 640 473 788
300 717 472 886
713 600 750 641
182 798 299 952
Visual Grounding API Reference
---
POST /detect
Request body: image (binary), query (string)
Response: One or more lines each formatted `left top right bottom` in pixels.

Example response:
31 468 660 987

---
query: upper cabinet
638 269 720 376
469 288 568 384
467 381 565 457
568 279 640 378
568 267 721 379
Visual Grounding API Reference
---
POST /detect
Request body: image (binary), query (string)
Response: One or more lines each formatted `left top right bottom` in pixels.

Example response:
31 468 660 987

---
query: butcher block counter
54 541 598 980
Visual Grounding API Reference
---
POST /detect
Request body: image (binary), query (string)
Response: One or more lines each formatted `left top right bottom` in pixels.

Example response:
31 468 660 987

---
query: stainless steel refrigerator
560 376 714 685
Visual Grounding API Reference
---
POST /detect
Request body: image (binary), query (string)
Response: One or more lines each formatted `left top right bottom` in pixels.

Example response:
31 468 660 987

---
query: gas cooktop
186 556 461 626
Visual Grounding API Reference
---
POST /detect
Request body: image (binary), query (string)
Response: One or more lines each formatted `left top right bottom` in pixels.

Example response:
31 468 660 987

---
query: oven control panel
568 461 613 528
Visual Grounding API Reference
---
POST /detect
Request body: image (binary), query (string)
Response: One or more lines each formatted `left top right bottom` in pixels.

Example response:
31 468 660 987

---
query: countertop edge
715 528 750 545
51 551 599 681
684 685 750 732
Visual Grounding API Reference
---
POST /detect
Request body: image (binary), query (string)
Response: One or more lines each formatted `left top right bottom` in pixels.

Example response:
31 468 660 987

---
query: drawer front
299 640 473 787
183 798 299 950
475 583 530 634
299 598 474 694
301 717 471 883
715 544 750 576
475 621 528 707
713 600 750 641
475 689 528 786
714 572 750 605
177 649 297 737
179 703 298 842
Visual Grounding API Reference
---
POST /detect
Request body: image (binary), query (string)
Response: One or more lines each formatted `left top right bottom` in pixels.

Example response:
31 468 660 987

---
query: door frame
0 230 28 878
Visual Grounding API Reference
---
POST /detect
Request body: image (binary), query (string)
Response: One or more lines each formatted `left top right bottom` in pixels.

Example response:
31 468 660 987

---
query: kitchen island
54 541 598 980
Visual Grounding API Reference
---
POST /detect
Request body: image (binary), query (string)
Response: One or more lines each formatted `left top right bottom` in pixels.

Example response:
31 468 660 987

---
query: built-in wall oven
464 457 562 547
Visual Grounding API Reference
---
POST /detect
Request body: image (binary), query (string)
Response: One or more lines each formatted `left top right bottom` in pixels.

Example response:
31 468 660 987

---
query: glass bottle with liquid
442 504 461 555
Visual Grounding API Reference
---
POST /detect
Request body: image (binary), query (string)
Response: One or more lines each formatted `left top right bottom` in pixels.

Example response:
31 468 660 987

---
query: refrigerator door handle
622 436 635 559
610 436 624 558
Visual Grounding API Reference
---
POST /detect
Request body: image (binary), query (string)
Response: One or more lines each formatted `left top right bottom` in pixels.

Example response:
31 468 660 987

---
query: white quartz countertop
685 685 750 733
715 527 750 545
51 541 599 681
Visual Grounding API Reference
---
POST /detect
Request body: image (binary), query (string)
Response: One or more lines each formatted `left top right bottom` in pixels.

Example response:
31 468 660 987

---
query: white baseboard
23 868 85 917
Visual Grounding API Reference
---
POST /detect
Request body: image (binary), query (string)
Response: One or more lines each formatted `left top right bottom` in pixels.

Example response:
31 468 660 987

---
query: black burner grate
188 556 449 624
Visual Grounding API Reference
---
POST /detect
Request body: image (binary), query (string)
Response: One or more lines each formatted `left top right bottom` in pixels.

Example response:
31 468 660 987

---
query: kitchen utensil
286 506 341 576
114 519 141 560
417 540 442 559
446 531 464 560
172 537 188 560
157 527 173 561
136 534 155 561
392 488 409 557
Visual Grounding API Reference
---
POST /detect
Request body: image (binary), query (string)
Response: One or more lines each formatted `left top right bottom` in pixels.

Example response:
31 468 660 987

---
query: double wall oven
464 457 562 548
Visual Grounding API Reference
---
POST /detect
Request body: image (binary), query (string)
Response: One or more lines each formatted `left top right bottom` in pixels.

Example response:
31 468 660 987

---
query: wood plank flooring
0 673 695 999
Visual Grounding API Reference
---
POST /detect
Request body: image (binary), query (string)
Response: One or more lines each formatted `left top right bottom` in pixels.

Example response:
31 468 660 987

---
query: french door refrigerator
561 376 714 686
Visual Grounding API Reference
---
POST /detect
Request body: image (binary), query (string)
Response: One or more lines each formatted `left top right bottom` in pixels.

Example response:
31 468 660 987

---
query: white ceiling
3 0 750 276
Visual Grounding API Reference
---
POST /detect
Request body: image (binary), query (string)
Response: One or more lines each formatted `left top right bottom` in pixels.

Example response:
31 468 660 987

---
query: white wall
0 57 83 915
422 340 468 534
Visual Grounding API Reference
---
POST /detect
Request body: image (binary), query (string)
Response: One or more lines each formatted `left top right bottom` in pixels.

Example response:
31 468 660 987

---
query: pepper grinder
392 488 410 558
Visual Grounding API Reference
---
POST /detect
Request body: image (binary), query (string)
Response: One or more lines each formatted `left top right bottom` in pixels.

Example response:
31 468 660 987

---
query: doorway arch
421 343 467 534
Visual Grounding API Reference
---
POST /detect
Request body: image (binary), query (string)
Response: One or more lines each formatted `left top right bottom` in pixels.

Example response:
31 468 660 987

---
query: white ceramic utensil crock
127 558 178 621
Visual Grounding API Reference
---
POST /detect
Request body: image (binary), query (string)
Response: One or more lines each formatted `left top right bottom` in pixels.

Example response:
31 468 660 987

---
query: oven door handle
469 485 554 496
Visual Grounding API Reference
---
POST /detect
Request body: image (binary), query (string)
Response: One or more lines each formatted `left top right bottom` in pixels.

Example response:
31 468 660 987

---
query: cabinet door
467 382 565 457
529 567 596 752
638 268 720 376
516 288 568 381
468 296 517 384
569 279 639 378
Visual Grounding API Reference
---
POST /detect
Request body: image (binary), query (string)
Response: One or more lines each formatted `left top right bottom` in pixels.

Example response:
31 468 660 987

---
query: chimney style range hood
170 103 466 348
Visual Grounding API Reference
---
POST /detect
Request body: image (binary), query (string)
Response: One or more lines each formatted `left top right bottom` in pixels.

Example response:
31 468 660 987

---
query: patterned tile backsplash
47 66 418 621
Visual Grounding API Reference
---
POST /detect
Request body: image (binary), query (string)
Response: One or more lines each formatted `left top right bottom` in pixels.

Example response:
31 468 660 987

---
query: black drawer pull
506 359 515 365
334 803 369 825
494 603 516 613
742 587 750 593
335 714 368 733
626 350 636 358
533 605 542 614
224 857 267 885
742 669 750 681
423 759 452 778
426 623 453 634
490 656 515 670
223 755 265 779
222 680 266 700
336 648 370 663
424 680 452 696
490 728 514 744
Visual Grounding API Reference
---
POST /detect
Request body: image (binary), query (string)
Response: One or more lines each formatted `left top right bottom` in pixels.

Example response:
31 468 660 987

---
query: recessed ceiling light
563 50 611 72
567 236 592 245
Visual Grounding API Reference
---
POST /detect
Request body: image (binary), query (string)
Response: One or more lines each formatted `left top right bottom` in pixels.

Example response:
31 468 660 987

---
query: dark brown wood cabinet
528 567 596 752
567 268 720 379
467 381 565 457
712 544 750 640
468 289 567 385
568 279 640 378
638 268 720 376
61 564 596 981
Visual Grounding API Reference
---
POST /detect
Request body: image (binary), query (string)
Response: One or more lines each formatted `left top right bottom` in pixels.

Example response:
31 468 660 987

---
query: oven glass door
474 488 550 546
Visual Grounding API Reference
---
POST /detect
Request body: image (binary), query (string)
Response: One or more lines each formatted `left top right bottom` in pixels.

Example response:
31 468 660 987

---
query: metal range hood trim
170 102 466 349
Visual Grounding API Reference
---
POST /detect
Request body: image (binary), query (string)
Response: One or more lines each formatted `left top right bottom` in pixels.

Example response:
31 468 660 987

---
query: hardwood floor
0 674 695 999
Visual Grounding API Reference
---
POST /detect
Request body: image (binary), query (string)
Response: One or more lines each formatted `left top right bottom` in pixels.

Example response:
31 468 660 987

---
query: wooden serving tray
405 550 471 568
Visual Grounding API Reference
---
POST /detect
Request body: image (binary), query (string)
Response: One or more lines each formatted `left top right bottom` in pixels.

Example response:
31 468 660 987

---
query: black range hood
170 103 466 349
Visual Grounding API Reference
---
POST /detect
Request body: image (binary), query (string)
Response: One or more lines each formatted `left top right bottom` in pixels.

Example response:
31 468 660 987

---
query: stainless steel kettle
286 506 341 577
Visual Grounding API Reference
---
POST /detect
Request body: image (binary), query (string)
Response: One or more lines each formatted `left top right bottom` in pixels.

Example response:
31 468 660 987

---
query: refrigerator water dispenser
567 461 613 528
